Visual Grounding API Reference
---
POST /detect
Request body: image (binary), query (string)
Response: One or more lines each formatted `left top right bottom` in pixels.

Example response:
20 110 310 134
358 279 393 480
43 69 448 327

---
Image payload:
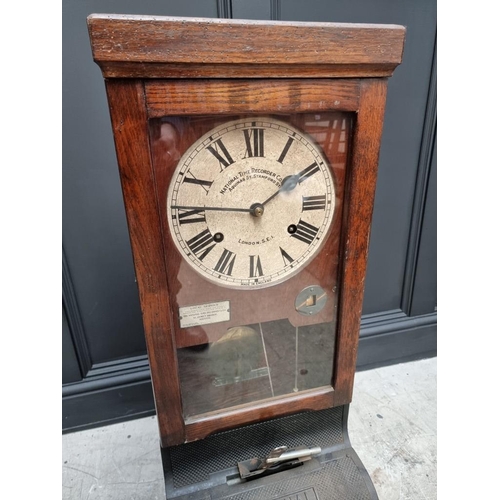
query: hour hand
171 205 251 213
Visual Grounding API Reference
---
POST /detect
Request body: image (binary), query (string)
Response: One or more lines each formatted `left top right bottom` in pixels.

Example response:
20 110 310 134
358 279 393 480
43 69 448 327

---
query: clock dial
167 117 335 289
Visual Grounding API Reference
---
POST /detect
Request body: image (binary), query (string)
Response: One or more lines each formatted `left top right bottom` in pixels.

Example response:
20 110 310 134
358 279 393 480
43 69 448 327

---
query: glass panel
149 112 352 418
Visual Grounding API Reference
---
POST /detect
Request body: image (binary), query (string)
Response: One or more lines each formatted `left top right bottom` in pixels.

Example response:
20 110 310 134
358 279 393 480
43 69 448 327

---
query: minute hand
261 173 299 206
171 205 251 213
262 162 320 206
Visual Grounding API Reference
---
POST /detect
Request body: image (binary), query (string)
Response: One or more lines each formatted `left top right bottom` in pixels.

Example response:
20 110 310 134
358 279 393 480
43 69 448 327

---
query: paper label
179 301 230 328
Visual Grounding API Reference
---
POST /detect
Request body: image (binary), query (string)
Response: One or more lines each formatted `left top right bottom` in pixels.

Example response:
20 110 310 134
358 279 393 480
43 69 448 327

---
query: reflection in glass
177 319 335 418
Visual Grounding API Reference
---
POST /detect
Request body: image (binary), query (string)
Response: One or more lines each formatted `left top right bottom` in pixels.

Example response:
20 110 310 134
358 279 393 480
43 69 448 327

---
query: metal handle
265 446 322 464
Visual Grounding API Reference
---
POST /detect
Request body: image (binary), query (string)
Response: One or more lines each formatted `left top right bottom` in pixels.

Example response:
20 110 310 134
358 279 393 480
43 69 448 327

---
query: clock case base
161 404 378 499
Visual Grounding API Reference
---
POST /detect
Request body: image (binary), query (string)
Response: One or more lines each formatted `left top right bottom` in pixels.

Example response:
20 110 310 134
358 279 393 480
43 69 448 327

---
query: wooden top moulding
87 14 406 79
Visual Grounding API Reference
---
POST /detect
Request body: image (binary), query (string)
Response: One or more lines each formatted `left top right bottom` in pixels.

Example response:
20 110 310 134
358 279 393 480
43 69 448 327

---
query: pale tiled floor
62 357 437 500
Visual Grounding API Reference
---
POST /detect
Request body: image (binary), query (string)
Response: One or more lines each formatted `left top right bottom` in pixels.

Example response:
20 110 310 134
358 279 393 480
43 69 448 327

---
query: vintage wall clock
88 15 405 500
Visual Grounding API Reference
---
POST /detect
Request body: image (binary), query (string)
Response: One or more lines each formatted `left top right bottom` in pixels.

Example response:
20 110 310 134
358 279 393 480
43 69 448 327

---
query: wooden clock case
87 14 405 460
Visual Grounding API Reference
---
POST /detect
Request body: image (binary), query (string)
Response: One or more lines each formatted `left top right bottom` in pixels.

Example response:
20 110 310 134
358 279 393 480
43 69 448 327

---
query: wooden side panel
333 79 389 404
145 79 360 116
104 80 185 447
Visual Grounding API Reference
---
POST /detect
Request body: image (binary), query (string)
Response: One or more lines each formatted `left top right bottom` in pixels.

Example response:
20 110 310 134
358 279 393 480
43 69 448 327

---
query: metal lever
238 446 322 479
265 446 322 464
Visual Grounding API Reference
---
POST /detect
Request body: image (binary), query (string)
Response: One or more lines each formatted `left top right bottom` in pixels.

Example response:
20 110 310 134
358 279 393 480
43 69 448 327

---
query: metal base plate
161 405 378 499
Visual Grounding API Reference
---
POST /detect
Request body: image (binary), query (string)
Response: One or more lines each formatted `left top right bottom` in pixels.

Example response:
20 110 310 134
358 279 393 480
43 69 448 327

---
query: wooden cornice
87 14 406 79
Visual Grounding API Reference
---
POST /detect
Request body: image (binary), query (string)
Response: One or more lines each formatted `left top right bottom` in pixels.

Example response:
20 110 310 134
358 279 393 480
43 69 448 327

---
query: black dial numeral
207 139 235 171
302 195 327 211
291 219 319 245
249 255 264 277
277 137 294 164
183 175 213 193
177 208 206 225
187 229 215 261
214 249 236 275
298 162 320 183
243 127 265 158
279 247 294 266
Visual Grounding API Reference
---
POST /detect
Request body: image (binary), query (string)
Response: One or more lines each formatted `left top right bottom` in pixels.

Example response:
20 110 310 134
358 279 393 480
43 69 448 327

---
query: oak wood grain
97 62 399 79
332 79 389 405
87 15 405 78
145 79 360 116
104 80 185 447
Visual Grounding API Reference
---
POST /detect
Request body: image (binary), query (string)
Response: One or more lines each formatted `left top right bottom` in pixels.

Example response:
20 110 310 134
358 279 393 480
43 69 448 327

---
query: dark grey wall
63 0 437 432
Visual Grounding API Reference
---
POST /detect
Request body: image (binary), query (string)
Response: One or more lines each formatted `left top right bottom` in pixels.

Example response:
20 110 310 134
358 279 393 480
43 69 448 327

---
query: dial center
250 203 265 218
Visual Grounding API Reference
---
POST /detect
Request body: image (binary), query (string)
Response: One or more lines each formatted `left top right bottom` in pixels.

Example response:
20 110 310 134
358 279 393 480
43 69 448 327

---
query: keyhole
305 295 317 307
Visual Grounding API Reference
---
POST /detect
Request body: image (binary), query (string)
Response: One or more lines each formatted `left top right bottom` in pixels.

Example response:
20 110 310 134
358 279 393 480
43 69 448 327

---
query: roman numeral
243 127 265 157
298 162 320 183
186 229 215 261
291 220 319 245
279 247 294 266
214 249 236 275
302 195 327 211
177 208 206 225
207 139 234 171
183 175 213 194
249 255 264 277
277 137 294 163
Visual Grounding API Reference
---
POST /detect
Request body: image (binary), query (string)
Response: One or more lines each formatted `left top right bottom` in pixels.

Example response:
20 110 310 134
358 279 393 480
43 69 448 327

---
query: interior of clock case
149 112 353 418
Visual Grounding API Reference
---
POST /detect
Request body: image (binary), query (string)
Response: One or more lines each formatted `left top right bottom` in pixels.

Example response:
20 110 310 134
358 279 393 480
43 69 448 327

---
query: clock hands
262 161 320 207
172 170 305 216
172 205 252 214
261 174 299 207
173 204 267 218
220 173 299 217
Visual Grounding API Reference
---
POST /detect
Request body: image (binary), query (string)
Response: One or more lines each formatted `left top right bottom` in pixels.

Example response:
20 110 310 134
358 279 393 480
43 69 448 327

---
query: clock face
167 117 335 289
